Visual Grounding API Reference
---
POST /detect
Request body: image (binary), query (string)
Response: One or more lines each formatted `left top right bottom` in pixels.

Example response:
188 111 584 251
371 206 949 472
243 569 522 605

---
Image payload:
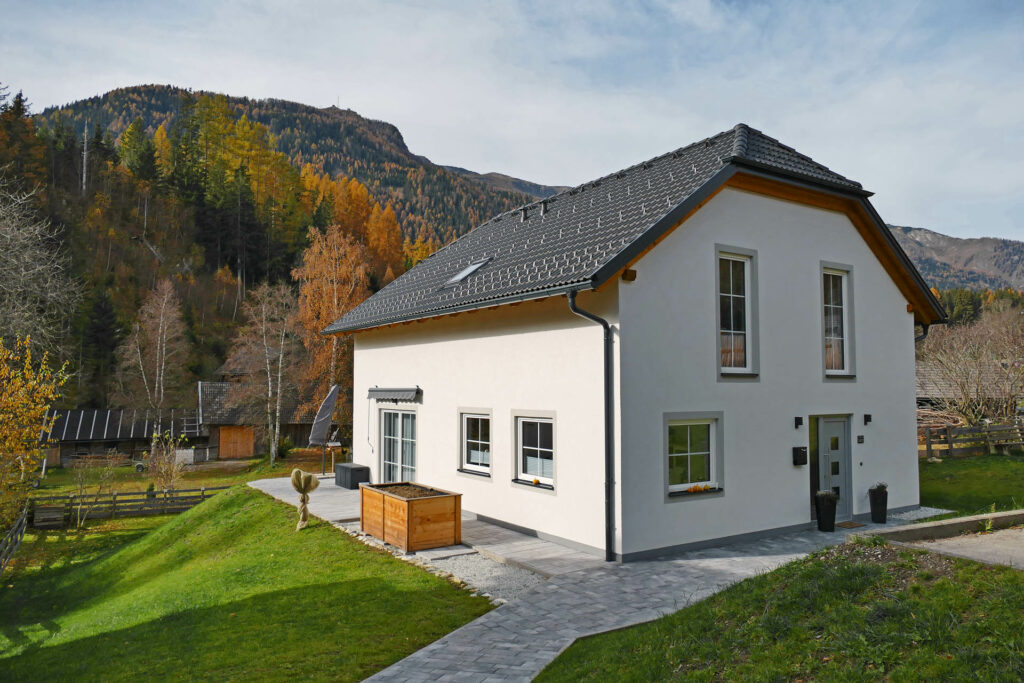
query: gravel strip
891 506 950 522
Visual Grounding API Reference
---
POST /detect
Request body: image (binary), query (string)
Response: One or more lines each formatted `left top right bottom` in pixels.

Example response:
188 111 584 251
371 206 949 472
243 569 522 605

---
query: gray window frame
820 261 856 380
663 411 725 502
380 408 416 483
458 409 492 476
511 410 557 490
715 244 759 381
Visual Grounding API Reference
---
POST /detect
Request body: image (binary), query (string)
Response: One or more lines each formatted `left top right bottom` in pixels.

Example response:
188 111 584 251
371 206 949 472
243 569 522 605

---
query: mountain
34 85 556 244
890 225 1024 291
442 166 567 199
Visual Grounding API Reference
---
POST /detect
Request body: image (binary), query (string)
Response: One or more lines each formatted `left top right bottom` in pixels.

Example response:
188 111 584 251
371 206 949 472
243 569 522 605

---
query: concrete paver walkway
248 478 946 681
371 510 944 682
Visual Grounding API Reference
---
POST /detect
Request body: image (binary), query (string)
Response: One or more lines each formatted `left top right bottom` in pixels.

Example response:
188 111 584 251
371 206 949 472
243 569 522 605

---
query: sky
3 0 1024 239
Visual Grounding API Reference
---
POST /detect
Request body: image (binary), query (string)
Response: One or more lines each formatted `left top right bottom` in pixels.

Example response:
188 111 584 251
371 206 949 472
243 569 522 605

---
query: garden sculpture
291 468 320 530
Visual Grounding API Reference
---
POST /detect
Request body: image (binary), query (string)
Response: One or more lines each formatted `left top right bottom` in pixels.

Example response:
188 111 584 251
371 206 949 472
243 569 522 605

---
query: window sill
457 468 490 478
512 478 554 491
720 371 758 378
824 372 856 380
668 486 722 499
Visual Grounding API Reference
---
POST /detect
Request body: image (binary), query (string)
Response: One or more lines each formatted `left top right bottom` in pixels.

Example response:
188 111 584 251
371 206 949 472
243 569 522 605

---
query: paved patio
248 478 602 577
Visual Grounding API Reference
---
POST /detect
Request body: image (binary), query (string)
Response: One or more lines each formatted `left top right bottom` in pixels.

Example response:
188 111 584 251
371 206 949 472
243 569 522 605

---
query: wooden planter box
360 482 461 552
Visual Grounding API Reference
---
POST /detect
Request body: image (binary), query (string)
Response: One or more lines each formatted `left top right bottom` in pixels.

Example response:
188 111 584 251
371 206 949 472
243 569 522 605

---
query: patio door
818 416 851 520
381 410 415 483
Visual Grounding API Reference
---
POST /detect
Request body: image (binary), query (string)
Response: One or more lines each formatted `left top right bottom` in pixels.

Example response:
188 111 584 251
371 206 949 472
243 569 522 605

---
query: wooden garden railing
29 486 231 529
918 423 1024 458
0 503 30 577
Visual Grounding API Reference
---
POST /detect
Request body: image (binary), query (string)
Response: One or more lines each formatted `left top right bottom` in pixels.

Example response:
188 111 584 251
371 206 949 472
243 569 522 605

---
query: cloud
2 0 1023 238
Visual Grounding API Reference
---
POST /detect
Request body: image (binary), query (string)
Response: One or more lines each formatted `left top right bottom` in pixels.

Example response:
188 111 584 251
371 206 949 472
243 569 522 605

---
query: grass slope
0 487 490 680
539 541 1024 681
919 455 1024 515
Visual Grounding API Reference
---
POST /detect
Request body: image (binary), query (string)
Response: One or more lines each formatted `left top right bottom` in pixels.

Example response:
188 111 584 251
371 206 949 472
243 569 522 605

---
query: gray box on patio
335 463 370 489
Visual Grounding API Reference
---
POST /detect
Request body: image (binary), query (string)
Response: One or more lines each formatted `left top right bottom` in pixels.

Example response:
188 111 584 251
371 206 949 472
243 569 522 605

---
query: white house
326 124 945 561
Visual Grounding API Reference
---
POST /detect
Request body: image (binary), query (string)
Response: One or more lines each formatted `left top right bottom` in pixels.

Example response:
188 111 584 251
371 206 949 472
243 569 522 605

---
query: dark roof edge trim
590 165 739 286
723 155 872 197
324 281 592 334
856 198 947 324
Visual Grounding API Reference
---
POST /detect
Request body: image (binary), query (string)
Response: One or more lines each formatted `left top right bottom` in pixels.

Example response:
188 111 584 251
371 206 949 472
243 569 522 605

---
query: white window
719 254 751 372
516 417 553 485
667 419 716 491
823 269 850 374
381 410 415 482
461 413 491 473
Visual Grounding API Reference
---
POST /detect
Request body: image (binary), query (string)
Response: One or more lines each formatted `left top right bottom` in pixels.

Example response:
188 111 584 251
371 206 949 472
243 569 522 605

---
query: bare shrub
148 432 186 491
72 451 119 528
918 309 1024 425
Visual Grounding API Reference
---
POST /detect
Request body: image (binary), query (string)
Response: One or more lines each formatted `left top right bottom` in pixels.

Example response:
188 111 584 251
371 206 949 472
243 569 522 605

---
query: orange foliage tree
292 224 371 433
0 337 66 524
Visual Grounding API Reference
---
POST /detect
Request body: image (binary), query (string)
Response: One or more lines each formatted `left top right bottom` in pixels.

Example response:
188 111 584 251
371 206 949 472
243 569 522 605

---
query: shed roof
44 409 197 443
325 123 943 333
197 381 312 426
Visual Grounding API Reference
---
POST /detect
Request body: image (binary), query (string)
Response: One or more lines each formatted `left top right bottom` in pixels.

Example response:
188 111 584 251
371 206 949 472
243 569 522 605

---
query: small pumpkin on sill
532 478 540 486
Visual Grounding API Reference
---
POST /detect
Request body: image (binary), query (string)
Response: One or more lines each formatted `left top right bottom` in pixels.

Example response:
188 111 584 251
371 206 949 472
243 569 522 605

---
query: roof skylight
445 258 489 286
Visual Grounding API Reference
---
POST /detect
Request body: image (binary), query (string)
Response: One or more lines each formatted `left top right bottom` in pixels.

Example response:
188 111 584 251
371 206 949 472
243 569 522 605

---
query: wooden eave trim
726 172 941 324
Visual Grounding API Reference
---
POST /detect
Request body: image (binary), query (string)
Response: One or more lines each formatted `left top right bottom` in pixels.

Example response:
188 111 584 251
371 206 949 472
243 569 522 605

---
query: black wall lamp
794 416 803 429
864 414 872 425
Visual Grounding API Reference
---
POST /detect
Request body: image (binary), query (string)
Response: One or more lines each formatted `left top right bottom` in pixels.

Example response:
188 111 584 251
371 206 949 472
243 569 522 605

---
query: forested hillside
34 84 555 245
2 85 412 419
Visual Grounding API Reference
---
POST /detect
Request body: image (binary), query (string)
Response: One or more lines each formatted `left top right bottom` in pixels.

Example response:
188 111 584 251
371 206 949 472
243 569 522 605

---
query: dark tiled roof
325 124 865 333
916 361 1014 401
198 381 311 425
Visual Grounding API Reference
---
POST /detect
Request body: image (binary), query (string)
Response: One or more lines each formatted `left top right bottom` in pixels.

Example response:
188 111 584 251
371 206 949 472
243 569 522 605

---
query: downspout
914 323 930 343
567 290 616 562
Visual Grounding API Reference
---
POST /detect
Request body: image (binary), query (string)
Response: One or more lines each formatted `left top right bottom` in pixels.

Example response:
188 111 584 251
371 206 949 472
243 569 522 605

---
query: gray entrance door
818 417 851 520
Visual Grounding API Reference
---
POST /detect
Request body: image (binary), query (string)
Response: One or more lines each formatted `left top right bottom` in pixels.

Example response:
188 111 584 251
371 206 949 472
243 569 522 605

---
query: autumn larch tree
292 223 371 432
114 279 192 411
366 203 404 287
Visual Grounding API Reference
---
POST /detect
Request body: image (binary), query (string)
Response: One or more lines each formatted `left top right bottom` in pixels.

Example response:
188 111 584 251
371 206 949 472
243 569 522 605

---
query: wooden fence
919 423 1024 458
30 486 230 529
0 504 29 577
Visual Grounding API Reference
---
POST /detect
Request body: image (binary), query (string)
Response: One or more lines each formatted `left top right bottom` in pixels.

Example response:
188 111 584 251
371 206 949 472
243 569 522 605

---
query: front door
818 417 851 520
381 410 416 483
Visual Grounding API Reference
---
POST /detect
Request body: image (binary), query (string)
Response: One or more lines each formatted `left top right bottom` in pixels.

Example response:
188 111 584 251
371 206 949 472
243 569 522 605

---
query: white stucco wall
617 187 920 556
352 289 620 554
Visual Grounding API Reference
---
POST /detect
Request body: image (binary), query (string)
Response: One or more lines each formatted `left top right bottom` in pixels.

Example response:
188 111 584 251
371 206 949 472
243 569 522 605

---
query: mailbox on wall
792 446 808 466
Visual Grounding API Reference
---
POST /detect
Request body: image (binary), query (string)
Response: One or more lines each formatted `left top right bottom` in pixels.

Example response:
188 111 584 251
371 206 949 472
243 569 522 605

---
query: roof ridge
490 127 737 219
730 123 750 157
735 124 861 187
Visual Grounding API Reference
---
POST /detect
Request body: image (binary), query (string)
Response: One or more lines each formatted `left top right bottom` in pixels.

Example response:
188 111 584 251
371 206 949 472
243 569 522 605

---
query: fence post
946 426 954 457
925 428 932 459
112 492 117 519
201 487 205 503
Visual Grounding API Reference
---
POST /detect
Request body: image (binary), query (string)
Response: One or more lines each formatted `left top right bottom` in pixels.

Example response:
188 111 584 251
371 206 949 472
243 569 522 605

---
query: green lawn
0 486 491 681
539 541 1024 681
919 454 1024 515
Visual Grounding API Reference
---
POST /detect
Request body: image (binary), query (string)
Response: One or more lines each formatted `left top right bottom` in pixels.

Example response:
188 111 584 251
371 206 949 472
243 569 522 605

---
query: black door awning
367 387 421 402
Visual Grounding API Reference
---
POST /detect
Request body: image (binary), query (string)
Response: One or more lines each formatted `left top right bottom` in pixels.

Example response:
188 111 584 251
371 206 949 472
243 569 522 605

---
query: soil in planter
372 483 448 499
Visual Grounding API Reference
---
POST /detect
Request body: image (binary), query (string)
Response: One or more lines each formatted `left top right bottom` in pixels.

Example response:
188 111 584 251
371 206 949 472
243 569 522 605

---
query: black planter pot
869 488 888 524
815 494 837 532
